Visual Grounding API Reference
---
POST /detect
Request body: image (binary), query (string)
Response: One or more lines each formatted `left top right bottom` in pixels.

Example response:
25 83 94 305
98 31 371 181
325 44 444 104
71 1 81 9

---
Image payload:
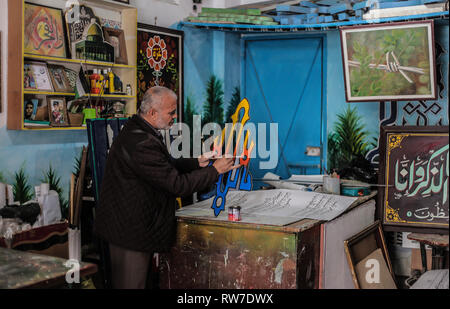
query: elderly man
94 86 238 289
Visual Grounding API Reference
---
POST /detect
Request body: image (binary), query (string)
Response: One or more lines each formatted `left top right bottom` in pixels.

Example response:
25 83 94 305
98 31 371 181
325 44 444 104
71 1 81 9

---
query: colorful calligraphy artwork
137 24 183 122
24 3 67 58
210 98 255 217
378 126 449 233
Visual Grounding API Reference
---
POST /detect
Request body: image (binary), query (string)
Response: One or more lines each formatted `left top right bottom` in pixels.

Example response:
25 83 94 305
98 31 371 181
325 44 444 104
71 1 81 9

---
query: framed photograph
378 125 449 234
48 65 73 93
344 221 397 289
103 27 128 65
25 62 54 92
24 64 37 90
48 97 69 127
340 21 437 102
137 23 184 123
24 3 68 58
24 99 39 120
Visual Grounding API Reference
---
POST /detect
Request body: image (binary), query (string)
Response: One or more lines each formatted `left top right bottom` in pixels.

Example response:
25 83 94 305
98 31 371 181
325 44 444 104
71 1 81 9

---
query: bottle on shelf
108 69 115 94
90 69 101 94
103 69 110 94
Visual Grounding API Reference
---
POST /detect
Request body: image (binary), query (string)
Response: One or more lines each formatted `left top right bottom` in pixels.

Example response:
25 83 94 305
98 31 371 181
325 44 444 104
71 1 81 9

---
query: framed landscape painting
340 21 436 102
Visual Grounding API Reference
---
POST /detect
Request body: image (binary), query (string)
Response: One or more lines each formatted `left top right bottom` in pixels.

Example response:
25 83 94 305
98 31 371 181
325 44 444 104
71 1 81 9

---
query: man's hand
213 157 241 174
198 151 218 167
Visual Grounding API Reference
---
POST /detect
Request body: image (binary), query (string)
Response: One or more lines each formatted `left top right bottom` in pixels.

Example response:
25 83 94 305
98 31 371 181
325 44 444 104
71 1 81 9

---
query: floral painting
340 21 436 102
137 24 183 122
24 3 67 58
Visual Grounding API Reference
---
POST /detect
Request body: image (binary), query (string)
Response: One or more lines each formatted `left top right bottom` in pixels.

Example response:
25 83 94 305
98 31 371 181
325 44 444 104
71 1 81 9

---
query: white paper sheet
177 189 358 226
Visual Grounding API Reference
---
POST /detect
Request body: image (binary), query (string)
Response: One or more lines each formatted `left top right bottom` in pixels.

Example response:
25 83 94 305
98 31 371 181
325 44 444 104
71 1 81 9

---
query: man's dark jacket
94 115 219 252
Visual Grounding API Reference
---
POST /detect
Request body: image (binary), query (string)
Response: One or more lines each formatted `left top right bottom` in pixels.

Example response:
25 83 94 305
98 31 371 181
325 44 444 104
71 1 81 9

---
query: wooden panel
159 220 300 289
7 0 23 130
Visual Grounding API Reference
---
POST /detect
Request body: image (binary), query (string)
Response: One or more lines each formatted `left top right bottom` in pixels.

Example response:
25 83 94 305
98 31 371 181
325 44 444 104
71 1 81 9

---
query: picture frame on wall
378 125 449 234
103 27 128 65
48 97 69 127
24 98 39 121
340 20 437 102
24 3 68 58
25 62 54 92
48 65 73 93
137 23 184 123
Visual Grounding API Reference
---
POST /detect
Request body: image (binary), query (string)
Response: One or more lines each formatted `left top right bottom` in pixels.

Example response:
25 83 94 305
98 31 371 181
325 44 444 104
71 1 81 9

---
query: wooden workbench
0 247 97 289
159 192 377 289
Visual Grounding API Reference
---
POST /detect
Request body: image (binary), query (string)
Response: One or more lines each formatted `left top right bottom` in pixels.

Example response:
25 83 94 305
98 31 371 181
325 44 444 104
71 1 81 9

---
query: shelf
24 90 76 96
23 126 87 131
24 90 135 100
24 54 136 69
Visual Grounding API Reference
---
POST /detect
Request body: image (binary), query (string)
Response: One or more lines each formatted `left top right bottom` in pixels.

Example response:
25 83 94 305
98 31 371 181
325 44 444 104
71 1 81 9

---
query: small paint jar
228 206 235 221
233 206 241 221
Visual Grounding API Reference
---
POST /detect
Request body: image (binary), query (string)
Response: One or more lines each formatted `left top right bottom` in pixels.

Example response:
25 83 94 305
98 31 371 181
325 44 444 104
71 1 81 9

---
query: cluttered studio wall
181 22 449 184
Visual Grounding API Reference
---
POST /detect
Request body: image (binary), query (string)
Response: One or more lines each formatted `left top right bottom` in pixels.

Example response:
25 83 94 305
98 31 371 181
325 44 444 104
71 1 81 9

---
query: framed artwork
24 3 68 58
24 99 39 120
344 221 397 289
340 21 437 102
25 62 54 92
65 4 101 58
24 64 37 90
48 97 69 127
48 65 73 93
103 27 128 65
137 23 184 123
378 125 449 234
0 32 2 113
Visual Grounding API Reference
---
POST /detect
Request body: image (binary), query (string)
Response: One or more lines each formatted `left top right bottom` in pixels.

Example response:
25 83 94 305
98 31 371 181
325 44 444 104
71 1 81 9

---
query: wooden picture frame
344 221 397 289
47 97 69 127
25 62 54 92
378 125 449 234
24 3 68 58
103 27 128 65
340 20 437 102
137 23 184 123
48 65 73 93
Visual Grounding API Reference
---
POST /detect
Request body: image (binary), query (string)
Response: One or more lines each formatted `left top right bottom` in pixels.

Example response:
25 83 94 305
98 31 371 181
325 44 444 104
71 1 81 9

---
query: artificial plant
13 167 33 205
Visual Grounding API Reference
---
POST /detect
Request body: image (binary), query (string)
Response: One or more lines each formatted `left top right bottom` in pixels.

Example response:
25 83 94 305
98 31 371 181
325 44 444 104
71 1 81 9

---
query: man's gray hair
139 86 177 116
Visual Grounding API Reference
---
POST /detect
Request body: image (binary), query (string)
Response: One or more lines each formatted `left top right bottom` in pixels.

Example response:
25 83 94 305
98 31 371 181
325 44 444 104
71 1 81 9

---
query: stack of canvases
266 0 449 25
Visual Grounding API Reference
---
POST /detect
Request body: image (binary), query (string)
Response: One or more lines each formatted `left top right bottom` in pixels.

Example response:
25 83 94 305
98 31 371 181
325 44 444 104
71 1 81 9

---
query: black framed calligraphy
378 125 449 234
137 23 184 123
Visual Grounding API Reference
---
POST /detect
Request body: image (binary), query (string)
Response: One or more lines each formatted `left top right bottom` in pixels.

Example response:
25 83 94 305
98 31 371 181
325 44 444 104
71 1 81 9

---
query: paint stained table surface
0 247 97 289
407 233 449 247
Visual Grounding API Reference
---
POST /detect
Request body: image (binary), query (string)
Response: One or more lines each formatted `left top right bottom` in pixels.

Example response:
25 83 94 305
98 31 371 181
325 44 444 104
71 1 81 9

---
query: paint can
233 206 241 221
228 206 235 221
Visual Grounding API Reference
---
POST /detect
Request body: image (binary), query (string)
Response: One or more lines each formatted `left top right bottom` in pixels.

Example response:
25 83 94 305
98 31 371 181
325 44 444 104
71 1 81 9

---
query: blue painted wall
182 23 448 174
